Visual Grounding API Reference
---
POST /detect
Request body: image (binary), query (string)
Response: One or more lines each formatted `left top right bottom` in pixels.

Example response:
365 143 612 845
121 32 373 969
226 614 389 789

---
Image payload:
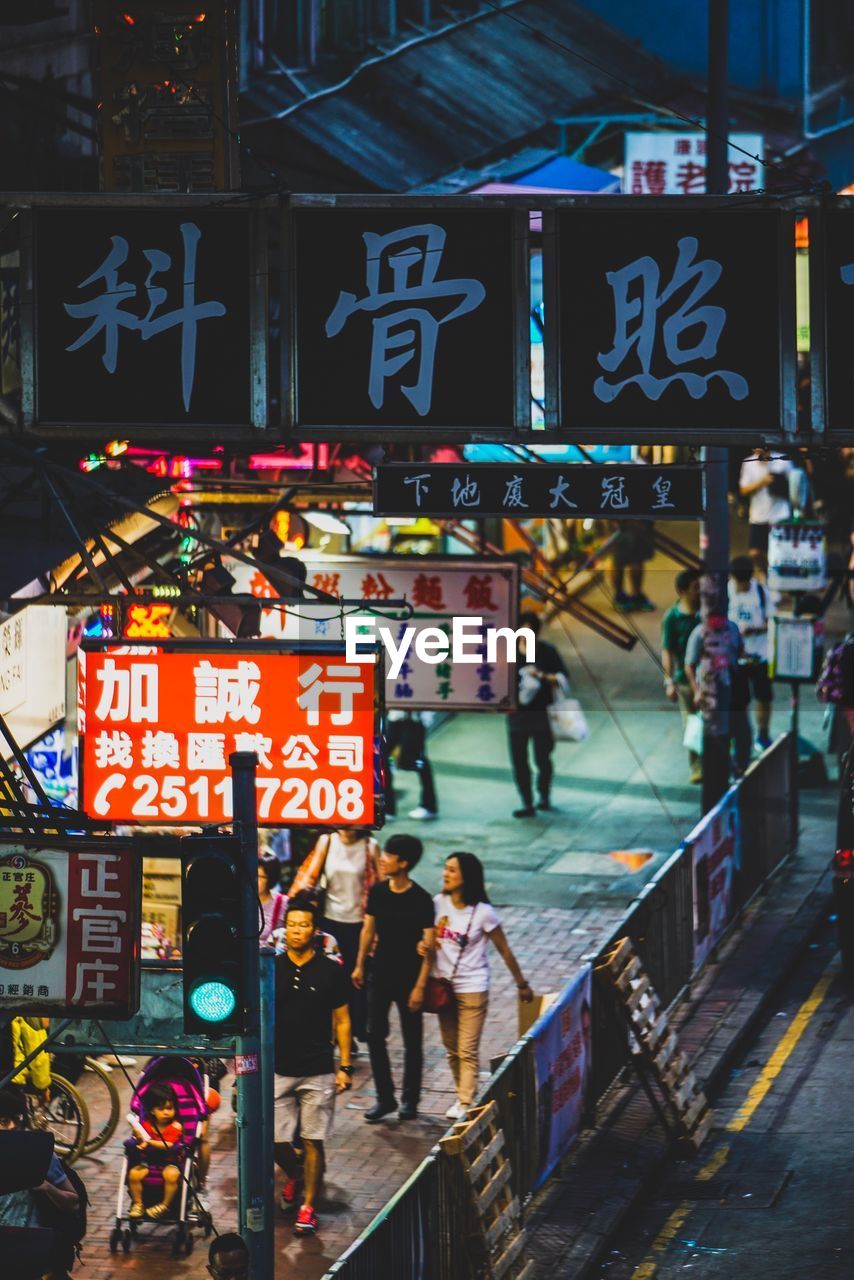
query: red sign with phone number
79 646 377 826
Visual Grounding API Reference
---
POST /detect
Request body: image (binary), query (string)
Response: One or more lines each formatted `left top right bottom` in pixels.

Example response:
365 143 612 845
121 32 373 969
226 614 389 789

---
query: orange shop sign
79 645 377 826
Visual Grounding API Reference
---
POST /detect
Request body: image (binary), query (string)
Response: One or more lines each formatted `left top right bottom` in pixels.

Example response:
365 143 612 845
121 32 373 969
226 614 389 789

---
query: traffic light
181 834 247 1036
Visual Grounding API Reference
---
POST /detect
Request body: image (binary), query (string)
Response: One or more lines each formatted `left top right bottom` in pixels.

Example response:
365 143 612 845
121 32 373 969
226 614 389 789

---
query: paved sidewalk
70 523 848 1279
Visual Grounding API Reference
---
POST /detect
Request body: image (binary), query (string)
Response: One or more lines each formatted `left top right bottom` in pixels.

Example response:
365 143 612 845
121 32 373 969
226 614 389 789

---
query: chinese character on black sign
551 207 786 438
33 208 253 428
292 208 522 432
325 225 485 416
64 223 225 412
594 237 749 405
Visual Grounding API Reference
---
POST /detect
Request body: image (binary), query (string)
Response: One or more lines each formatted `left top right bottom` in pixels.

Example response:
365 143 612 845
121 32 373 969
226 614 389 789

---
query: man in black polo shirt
273 892 352 1237
352 833 435 1123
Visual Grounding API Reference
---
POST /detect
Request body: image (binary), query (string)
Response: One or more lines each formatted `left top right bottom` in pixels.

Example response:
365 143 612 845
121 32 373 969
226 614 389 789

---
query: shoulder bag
423 905 476 1014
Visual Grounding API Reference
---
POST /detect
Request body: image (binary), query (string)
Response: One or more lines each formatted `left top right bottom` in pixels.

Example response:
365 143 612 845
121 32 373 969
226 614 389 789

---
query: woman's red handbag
423 976 455 1014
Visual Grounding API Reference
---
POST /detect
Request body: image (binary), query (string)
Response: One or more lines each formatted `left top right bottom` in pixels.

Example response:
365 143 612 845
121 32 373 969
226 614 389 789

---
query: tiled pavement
73 902 625 1280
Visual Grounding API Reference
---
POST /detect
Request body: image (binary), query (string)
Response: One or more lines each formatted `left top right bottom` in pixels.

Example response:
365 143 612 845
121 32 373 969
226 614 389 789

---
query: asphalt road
595 920 854 1280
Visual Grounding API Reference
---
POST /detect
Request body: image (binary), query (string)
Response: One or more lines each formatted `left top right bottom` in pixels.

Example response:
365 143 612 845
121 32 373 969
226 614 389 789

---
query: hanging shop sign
287 199 530 437
225 555 520 711
25 202 266 436
768 616 820 682
0 607 67 761
0 841 140 1017
766 521 827 593
373 463 704 519
624 133 764 196
689 788 739 971
815 204 854 442
78 643 378 826
544 199 796 443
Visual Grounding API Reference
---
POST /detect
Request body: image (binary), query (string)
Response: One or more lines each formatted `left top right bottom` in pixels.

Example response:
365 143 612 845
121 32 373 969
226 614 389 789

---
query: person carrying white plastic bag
547 672 589 742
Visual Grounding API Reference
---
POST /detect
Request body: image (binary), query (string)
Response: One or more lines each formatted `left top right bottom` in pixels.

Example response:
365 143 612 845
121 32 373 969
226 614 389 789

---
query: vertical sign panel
32 207 257 431
820 206 854 442
290 204 528 435
0 843 140 1017
547 202 794 442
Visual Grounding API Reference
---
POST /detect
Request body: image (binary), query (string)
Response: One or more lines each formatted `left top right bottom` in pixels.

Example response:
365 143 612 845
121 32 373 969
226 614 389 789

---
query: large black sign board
545 202 796 442
373 464 704 519
289 205 528 436
819 206 854 442
31 207 256 431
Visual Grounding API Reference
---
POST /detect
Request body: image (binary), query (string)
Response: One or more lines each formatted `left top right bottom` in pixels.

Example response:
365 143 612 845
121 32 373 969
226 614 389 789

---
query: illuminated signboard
0 842 140 1018
79 644 377 826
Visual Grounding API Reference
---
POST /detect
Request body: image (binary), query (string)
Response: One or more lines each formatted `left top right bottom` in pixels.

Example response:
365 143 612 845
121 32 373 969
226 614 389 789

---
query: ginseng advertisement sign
79 644 378 826
0 842 140 1017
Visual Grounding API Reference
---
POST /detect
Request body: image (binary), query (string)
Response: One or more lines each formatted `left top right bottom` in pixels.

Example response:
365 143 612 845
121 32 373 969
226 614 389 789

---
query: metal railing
324 735 796 1280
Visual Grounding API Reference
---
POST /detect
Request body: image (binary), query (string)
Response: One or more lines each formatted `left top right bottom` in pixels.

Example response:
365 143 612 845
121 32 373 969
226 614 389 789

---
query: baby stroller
110 1056 213 1258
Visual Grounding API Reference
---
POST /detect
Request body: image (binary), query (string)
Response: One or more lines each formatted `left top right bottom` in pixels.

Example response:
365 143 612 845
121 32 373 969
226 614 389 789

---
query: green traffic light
189 979 237 1024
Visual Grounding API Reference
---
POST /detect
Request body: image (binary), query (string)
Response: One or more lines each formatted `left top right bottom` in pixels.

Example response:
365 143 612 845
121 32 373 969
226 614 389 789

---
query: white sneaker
99 1055 137 1068
445 1101 467 1120
409 807 438 821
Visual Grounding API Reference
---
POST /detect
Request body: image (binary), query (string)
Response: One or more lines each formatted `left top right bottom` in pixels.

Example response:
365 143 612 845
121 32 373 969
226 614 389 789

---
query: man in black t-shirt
352 833 435 1123
273 892 352 1237
507 611 569 818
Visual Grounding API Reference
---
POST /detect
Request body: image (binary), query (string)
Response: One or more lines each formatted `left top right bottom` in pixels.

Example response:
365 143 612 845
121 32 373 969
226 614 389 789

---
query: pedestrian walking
609 520 656 612
384 711 440 820
739 448 793 573
290 827 381 1047
431 853 532 1120
257 854 286 947
273 892 352 1237
661 568 702 783
507 611 569 818
729 555 774 749
352 833 434 1123
684 616 752 777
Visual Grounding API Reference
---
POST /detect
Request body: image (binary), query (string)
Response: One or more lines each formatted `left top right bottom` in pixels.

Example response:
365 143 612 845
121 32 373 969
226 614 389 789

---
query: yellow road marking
630 1203 693 1279
695 1143 730 1181
725 964 835 1134
630 960 836 1279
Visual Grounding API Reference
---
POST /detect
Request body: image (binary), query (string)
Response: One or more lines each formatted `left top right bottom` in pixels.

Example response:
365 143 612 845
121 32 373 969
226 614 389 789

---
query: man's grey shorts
274 1073 336 1143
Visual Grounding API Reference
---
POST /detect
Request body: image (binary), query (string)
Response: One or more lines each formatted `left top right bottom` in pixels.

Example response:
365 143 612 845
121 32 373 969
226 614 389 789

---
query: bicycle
78 1056 122 1156
26 1075 90 1165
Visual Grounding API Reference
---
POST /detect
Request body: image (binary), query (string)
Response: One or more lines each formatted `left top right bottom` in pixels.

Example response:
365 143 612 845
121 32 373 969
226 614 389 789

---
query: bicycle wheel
80 1057 122 1155
30 1074 90 1164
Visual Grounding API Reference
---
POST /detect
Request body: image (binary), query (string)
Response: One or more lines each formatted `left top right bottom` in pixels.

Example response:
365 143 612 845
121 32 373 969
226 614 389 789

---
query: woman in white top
258 855 286 947
291 828 381 1044
432 852 533 1120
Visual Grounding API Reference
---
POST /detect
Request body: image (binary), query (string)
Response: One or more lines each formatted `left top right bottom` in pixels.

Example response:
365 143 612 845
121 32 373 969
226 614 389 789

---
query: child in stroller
112 1056 213 1256
126 1082 184 1220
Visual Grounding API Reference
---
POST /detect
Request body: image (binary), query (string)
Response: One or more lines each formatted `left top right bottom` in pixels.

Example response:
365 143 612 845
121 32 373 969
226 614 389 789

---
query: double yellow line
629 961 837 1280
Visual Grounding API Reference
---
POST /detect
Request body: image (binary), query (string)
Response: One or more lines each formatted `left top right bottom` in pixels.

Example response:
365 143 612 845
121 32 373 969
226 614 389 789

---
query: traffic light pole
230 752 275 1280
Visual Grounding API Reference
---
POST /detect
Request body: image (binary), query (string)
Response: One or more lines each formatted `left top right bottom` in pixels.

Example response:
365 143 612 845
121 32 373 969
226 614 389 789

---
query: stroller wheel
171 1228 185 1258
109 1228 120 1254
185 1232 195 1255
121 1229 132 1253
